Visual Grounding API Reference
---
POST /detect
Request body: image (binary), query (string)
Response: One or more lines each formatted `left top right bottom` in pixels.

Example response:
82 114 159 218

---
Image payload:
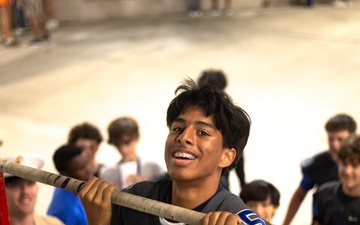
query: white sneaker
209 10 222 17
333 0 347 8
15 28 25 36
224 9 234 16
46 19 60 31
189 11 203 18
4 36 19 47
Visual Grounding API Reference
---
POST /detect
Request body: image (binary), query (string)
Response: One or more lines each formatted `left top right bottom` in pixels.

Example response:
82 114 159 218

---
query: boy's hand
202 211 242 225
80 177 116 225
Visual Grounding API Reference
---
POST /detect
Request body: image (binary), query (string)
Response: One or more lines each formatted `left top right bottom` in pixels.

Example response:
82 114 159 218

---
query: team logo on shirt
301 156 314 168
237 209 266 225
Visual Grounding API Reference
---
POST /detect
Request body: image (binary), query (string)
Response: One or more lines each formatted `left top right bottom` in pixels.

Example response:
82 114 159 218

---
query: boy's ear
219 148 236 168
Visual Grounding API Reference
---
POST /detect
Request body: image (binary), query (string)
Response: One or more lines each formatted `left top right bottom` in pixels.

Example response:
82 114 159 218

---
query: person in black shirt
313 134 360 225
283 114 357 225
240 179 280 223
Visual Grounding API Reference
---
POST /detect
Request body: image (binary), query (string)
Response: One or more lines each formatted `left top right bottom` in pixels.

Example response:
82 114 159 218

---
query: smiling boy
80 78 270 225
312 134 360 224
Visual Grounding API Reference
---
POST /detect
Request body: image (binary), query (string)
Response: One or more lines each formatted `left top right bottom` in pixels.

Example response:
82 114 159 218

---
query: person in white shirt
100 116 164 189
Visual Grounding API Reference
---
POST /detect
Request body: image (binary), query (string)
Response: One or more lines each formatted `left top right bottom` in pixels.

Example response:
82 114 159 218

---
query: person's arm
282 186 307 225
79 177 116 225
202 212 241 225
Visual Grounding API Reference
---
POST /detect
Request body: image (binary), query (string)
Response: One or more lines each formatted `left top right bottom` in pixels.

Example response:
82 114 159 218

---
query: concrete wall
55 0 340 22
55 0 290 22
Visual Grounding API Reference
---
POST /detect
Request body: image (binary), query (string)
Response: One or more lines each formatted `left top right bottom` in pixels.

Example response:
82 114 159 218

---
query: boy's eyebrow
173 118 185 124
196 121 217 131
173 118 217 131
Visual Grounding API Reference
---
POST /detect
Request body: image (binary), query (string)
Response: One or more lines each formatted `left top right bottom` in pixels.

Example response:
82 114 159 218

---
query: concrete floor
1 3 360 224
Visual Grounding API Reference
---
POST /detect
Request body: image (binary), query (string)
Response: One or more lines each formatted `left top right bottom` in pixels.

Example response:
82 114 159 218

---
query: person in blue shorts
80 77 270 225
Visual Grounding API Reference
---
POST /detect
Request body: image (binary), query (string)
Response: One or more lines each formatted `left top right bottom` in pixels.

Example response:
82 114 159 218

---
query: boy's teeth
174 152 196 160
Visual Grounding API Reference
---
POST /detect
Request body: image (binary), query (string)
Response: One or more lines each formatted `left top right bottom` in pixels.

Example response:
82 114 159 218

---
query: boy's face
5 179 38 216
64 151 93 181
339 159 360 193
327 130 351 163
114 138 138 161
245 197 277 222
75 138 100 160
164 106 235 183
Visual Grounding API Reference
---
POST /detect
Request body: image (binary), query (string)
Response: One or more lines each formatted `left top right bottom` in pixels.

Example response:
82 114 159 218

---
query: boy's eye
172 127 184 132
199 130 210 136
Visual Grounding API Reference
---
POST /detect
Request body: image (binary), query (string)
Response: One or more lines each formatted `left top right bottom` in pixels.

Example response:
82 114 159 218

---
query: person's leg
187 0 196 11
38 13 49 38
224 0 232 9
187 0 203 17
42 0 55 19
210 0 221 16
1 4 11 39
1 1 18 46
14 0 27 35
194 0 200 11
18 4 26 28
42 0 58 30
211 0 219 10
223 0 233 16
28 14 40 40
24 0 46 43
1 1 12 37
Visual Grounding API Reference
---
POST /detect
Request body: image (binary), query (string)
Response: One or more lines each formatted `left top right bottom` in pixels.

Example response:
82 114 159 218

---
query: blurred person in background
187 0 202 18
42 0 59 30
1 0 18 46
47 144 92 225
22 0 50 45
4 154 64 225
198 69 247 190
68 122 104 177
312 134 360 224
100 116 165 190
209 0 233 16
240 179 280 223
283 113 357 225
13 0 27 36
